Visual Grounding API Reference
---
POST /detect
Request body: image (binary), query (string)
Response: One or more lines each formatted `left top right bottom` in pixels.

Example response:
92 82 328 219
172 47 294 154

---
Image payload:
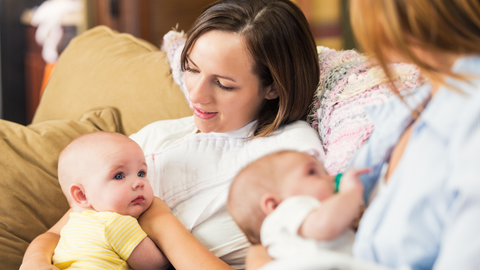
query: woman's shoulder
436 88 480 195
253 120 325 161
449 87 480 150
271 120 319 141
129 116 195 154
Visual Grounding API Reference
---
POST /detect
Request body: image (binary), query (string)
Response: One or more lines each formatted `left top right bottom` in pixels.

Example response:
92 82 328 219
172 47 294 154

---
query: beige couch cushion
33 26 192 136
0 107 120 270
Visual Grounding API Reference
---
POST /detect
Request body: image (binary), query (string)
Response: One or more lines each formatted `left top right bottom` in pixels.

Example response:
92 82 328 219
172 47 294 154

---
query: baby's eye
308 168 317 175
138 171 146 178
113 173 124 180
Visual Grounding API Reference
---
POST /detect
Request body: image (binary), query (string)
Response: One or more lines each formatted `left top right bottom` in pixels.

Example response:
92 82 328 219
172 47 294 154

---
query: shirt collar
452 54 480 74
364 84 431 139
366 55 480 142
418 55 480 140
418 87 466 141
193 120 258 139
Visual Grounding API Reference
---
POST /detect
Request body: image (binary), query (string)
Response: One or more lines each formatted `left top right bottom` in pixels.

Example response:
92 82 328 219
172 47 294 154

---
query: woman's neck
426 53 462 96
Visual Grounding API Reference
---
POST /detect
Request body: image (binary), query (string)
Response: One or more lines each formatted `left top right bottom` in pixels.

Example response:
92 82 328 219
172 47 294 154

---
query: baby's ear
260 193 281 216
70 184 90 208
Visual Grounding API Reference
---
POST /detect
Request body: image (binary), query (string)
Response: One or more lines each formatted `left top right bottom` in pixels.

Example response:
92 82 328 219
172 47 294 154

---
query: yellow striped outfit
53 210 147 270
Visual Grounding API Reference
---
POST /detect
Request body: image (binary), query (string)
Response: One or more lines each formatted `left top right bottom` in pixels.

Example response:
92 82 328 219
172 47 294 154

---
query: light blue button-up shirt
351 55 480 270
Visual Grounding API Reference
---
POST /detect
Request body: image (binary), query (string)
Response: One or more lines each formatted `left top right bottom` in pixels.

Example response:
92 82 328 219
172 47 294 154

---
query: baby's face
275 152 334 202
83 137 153 219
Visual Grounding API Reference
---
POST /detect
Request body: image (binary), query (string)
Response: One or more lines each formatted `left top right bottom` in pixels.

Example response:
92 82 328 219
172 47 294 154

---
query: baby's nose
133 179 145 189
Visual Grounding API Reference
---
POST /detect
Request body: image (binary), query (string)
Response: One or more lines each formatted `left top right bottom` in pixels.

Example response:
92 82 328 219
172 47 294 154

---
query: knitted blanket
309 47 425 174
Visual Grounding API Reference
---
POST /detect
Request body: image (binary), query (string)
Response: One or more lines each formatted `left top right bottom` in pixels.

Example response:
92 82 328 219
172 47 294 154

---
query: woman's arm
20 209 71 270
245 245 273 270
127 236 170 270
139 197 234 270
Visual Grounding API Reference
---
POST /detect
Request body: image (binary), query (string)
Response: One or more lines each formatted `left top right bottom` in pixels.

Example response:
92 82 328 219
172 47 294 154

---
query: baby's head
58 131 153 219
228 150 333 244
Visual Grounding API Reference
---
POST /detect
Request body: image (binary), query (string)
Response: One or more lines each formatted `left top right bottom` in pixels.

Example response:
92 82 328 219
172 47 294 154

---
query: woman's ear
264 84 279 100
70 184 91 208
260 193 281 216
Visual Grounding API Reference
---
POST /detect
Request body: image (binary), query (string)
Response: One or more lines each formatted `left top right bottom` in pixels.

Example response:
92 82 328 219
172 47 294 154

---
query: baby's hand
338 168 370 194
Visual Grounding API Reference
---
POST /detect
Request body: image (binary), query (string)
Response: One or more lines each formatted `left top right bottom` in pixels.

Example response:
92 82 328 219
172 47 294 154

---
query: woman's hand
139 197 173 236
20 209 71 270
20 251 60 270
245 245 273 270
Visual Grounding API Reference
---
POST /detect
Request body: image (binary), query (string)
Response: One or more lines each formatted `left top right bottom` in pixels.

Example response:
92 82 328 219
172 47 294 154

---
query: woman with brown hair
20 0 324 269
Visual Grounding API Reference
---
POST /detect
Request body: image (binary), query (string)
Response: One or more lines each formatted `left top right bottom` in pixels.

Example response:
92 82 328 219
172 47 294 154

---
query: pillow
32 26 193 137
309 47 426 174
0 107 120 270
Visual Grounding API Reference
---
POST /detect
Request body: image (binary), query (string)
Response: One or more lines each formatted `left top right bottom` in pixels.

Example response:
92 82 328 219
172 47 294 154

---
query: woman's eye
138 171 146 177
113 173 124 180
185 66 199 73
216 80 234 91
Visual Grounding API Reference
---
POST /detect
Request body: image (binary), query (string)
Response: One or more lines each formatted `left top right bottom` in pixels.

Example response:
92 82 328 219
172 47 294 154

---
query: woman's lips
193 106 218 120
131 195 145 204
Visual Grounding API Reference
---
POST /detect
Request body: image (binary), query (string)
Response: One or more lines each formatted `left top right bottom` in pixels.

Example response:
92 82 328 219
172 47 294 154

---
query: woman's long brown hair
181 0 319 138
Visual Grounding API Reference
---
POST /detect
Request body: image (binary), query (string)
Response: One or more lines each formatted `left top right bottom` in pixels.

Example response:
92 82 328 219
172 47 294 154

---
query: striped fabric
53 210 147 270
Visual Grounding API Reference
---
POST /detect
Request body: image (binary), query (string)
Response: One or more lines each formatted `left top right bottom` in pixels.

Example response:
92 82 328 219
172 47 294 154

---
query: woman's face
185 30 277 133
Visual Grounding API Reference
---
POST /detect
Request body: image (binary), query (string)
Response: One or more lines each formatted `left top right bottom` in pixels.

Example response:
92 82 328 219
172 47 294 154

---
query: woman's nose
188 76 212 104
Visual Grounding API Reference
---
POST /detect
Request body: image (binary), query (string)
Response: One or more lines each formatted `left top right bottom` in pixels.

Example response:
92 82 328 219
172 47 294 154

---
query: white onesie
261 195 355 260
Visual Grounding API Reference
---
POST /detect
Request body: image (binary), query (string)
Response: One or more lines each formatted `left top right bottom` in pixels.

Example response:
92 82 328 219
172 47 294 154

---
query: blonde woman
350 1 480 269
247 0 480 269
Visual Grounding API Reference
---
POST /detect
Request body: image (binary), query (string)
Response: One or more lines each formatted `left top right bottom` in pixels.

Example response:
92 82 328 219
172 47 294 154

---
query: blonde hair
351 0 480 99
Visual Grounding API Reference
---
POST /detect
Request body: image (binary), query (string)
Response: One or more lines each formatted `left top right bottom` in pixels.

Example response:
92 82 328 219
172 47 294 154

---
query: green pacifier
334 173 343 193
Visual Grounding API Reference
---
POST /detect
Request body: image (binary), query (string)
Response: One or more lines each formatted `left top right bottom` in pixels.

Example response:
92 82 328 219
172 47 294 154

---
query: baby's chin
124 205 149 219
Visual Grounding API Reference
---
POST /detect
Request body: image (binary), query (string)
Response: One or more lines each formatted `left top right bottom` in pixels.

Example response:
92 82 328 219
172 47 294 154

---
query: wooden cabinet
0 0 45 124
24 25 45 124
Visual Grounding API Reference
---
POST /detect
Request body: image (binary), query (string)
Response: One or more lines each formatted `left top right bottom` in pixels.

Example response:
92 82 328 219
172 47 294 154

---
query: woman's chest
357 125 455 268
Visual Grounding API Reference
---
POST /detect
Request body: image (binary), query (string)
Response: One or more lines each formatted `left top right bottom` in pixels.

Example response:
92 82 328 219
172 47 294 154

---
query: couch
0 26 423 270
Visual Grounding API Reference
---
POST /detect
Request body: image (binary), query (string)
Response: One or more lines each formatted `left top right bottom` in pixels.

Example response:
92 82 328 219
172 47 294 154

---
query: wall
293 0 355 50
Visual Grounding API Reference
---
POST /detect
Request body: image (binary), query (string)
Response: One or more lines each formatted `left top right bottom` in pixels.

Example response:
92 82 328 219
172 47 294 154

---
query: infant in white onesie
227 150 368 269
